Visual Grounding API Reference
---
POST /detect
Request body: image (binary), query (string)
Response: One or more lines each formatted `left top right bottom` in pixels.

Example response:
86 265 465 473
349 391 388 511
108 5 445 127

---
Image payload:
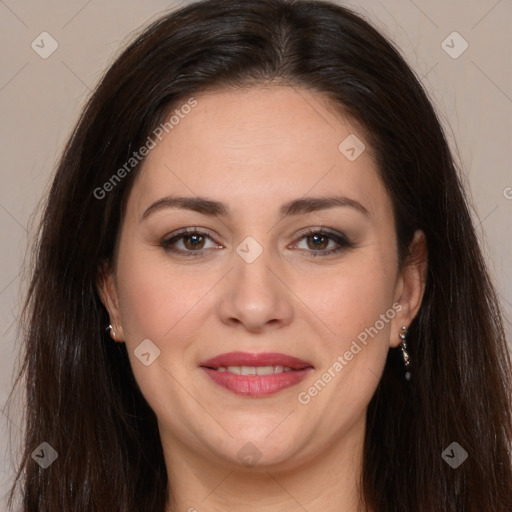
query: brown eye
161 228 222 256
182 233 206 250
306 233 329 251
292 228 353 257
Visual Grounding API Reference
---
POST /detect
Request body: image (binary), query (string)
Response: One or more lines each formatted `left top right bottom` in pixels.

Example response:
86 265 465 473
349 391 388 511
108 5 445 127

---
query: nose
216 248 294 333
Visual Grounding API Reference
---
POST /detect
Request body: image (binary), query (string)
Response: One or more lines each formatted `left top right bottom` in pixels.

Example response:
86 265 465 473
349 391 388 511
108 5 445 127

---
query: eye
160 227 353 258
161 228 222 256
292 228 353 257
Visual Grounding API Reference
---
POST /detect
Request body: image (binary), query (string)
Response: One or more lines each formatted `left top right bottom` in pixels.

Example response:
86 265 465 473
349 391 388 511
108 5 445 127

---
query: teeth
215 365 293 375
256 366 274 376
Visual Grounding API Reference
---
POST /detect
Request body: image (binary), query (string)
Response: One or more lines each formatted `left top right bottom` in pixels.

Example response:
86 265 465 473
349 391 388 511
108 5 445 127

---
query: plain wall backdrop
0 0 511 508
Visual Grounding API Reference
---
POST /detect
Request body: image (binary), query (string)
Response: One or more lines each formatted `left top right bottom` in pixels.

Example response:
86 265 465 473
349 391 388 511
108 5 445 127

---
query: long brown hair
7 0 512 510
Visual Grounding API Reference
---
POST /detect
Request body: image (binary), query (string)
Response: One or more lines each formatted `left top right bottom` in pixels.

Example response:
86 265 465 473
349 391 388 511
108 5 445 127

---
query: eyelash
160 227 353 258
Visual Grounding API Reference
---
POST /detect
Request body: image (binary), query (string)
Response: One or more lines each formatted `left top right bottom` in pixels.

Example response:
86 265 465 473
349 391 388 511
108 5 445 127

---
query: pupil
185 234 203 250
309 234 327 250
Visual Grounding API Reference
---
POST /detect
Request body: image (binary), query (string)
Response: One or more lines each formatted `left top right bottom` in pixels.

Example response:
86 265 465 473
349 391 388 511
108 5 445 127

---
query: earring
399 326 410 367
106 324 117 341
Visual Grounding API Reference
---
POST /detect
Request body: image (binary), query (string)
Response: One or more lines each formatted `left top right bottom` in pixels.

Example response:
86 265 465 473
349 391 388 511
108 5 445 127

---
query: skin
99 85 427 512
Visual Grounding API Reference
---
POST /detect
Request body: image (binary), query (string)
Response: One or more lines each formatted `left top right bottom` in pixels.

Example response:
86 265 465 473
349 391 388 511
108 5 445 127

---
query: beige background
0 0 510 507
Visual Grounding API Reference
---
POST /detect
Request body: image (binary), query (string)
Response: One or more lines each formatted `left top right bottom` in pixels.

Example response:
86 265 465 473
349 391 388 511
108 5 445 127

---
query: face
99 85 425 472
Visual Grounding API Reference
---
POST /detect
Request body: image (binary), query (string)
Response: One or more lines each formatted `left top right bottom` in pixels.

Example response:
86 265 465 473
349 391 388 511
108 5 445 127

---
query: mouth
199 352 314 397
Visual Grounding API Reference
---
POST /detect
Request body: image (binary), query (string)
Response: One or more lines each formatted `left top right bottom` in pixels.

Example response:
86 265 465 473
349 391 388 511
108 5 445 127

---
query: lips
200 351 312 370
199 352 314 397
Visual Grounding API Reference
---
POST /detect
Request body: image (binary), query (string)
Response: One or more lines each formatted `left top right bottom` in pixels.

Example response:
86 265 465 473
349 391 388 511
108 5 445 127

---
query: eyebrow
141 194 369 221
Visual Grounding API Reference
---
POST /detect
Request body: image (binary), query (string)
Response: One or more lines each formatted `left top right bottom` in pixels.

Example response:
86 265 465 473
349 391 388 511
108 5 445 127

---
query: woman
7 0 512 510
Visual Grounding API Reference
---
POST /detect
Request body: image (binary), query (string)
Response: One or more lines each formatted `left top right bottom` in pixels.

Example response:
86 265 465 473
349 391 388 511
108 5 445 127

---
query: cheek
116 267 177 342
300 251 397 343
313 253 397 396
113 248 210 431
296 250 397 406
115 243 211 344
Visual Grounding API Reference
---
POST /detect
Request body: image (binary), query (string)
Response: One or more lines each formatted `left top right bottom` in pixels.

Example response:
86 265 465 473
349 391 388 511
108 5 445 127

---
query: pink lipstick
199 352 314 397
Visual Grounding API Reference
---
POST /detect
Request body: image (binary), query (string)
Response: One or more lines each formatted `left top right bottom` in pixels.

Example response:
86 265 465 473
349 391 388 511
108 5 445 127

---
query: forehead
128 86 390 221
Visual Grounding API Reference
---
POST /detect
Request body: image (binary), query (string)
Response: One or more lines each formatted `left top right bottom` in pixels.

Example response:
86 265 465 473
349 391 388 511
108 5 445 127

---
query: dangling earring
106 324 117 341
399 326 411 380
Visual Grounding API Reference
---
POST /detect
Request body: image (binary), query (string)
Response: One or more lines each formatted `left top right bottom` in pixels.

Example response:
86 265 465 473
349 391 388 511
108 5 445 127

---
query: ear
389 230 428 348
97 260 125 342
